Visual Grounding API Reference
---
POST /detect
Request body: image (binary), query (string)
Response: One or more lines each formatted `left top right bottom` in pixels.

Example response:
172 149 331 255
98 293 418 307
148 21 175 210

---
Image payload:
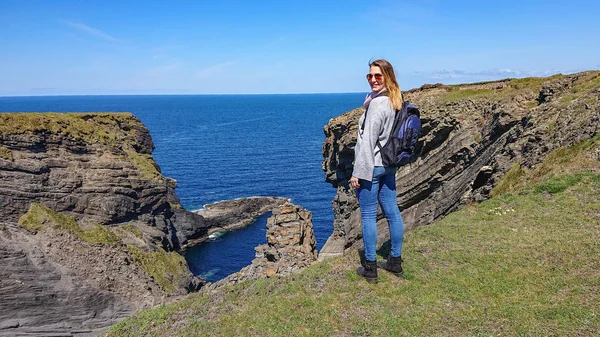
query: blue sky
1 0 599 96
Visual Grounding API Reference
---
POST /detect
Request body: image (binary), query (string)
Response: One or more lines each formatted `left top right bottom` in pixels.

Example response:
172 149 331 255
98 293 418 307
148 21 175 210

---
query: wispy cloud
430 68 537 80
61 21 118 41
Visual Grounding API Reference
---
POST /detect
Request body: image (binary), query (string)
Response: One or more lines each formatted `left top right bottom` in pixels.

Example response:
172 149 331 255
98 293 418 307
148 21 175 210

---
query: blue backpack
362 100 422 167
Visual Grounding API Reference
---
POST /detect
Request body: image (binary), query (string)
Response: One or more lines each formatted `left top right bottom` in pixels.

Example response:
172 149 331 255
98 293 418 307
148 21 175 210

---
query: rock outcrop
321 71 600 257
214 202 317 286
0 113 206 336
190 196 289 246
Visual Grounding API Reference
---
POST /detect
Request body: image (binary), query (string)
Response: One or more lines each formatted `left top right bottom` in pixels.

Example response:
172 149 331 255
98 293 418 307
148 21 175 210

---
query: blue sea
0 94 363 282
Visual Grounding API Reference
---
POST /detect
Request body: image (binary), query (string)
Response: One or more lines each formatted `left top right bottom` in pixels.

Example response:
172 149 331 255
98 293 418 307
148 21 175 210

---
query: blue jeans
357 166 404 262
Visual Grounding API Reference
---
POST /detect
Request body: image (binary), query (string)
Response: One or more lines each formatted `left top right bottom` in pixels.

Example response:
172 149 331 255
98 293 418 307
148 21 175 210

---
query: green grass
436 75 567 103
534 173 585 193
18 203 121 245
125 149 161 179
508 75 563 90
106 169 600 336
127 245 190 294
0 113 133 146
492 135 600 197
440 87 495 101
490 161 526 197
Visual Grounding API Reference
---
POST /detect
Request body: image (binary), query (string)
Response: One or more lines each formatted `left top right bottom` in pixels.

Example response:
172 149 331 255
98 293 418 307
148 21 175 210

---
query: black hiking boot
377 255 403 277
356 259 378 284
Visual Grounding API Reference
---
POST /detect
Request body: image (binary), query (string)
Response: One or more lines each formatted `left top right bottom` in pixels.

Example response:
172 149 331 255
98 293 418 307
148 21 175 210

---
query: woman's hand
350 176 360 189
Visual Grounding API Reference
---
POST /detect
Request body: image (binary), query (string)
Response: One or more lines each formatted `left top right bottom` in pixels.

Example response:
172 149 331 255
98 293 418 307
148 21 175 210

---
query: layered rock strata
321 71 600 257
0 113 206 336
214 202 317 286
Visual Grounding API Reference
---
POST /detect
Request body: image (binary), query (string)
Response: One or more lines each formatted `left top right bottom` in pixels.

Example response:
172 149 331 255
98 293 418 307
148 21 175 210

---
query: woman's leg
377 167 404 258
357 166 385 261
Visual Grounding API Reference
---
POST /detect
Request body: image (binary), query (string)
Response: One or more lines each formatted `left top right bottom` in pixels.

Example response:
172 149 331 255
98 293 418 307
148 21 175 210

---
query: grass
437 74 566 103
490 161 526 197
0 146 13 160
18 203 121 245
124 148 162 179
491 134 600 197
0 113 133 146
440 88 496 101
508 75 563 90
570 72 600 97
105 138 600 337
127 245 190 294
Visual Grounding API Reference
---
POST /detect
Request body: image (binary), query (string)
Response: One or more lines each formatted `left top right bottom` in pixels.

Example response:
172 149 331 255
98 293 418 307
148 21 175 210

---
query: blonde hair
369 59 403 110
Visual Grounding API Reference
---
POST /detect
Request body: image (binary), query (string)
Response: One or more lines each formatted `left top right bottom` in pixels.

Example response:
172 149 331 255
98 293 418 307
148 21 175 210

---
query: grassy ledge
124 148 162 180
0 113 134 146
491 134 600 197
127 245 189 293
105 138 600 336
437 74 565 102
18 203 120 245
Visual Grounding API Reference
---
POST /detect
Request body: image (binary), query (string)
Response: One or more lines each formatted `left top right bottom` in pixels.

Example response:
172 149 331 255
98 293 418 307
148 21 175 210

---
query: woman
350 59 405 284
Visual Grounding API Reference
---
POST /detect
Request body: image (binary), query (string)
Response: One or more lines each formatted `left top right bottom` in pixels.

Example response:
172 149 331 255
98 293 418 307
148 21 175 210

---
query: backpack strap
362 100 410 153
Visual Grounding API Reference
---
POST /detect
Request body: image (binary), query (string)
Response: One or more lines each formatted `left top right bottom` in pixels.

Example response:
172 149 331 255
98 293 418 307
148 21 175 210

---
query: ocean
0 93 364 282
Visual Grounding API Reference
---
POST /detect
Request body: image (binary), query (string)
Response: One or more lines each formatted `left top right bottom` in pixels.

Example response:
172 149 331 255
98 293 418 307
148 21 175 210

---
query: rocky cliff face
0 113 207 248
0 113 207 336
321 71 600 257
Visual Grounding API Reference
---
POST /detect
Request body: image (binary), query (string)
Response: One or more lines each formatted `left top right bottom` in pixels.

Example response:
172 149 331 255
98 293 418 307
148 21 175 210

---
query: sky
1 0 599 96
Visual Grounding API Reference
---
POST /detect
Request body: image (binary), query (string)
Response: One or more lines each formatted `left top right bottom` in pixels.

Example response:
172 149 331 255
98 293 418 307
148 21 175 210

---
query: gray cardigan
352 96 396 181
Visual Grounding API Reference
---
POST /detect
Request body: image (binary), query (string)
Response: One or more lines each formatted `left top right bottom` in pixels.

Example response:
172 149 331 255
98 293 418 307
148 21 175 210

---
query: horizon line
0 91 367 98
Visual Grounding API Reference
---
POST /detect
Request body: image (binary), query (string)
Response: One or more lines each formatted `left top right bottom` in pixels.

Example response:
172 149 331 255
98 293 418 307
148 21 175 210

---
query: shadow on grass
356 240 393 265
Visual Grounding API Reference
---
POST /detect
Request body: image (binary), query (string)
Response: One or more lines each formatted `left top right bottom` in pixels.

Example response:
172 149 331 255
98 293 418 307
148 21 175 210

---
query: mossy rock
0 146 13 160
127 245 189 293
18 203 120 245
124 149 161 180
0 113 134 145
120 224 144 239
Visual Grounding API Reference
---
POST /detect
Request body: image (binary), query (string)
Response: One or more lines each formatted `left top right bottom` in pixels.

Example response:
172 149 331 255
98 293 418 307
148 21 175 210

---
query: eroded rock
213 202 317 286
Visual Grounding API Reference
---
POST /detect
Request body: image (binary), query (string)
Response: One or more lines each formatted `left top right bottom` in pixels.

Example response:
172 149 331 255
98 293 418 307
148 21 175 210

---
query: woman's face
366 66 384 92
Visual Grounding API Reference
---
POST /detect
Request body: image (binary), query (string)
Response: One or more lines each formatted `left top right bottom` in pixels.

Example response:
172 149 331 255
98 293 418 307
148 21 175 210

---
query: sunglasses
366 73 383 81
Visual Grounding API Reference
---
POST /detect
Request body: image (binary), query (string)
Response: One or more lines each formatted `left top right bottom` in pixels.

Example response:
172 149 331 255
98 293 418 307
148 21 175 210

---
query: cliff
0 113 207 336
320 71 600 257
